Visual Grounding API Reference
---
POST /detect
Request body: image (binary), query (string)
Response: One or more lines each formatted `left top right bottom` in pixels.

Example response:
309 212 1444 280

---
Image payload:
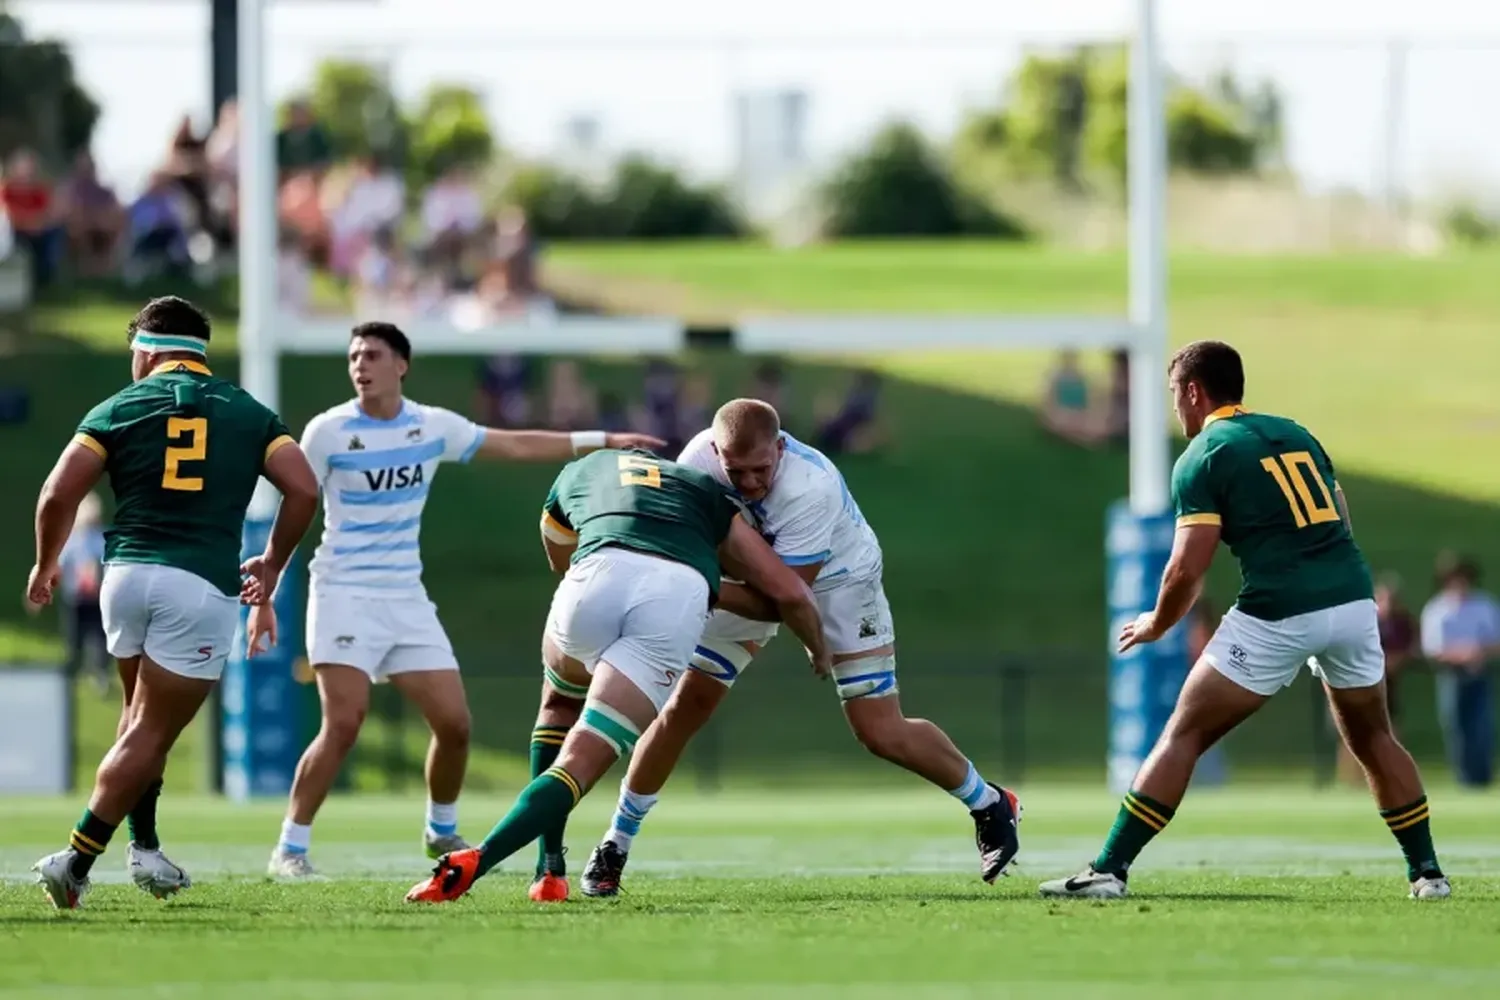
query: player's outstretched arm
476 429 667 462
719 517 831 675
252 443 320 599
28 441 105 606
716 580 781 622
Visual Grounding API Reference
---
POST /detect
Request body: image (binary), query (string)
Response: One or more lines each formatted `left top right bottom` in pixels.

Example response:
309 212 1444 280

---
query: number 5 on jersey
1260 450 1338 528
619 453 662 488
163 417 207 491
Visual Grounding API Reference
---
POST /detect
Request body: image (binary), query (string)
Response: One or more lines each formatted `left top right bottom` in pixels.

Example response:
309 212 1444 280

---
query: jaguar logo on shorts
335 635 356 649
406 428 423 441
347 436 365 451
858 614 879 639
1229 643 1248 665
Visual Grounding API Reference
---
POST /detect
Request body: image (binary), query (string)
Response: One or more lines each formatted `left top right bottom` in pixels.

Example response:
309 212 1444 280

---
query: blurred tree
506 156 744 240
822 121 1025 238
407 84 496 188
289 58 407 165
952 44 1280 190
0 7 100 168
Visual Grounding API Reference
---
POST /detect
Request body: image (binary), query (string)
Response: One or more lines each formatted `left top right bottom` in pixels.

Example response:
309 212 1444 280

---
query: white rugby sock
426 800 459 837
949 761 1001 811
279 819 312 855
604 783 659 853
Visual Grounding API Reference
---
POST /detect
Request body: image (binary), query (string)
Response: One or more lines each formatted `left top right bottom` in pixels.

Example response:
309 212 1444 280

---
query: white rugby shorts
545 547 710 714
100 563 239 680
1202 598 1385 697
307 589 458 681
692 574 897 692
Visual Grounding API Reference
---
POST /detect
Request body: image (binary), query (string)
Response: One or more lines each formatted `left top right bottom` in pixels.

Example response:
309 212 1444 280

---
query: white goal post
236 0 1168 518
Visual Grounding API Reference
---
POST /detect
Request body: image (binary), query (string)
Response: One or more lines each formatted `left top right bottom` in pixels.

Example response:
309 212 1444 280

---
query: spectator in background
493 205 538 297
634 358 685 456
327 154 404 279
353 225 401 318
164 115 213 244
1041 349 1096 445
421 166 485 286
475 354 532 428
597 391 630 433
123 172 191 282
1102 348 1131 444
205 99 241 244
277 169 329 266
277 226 311 315
0 149 64 288
59 151 124 278
680 371 714 439
815 369 886 455
1376 572 1419 722
58 492 109 695
751 360 787 414
545 360 598 431
276 99 333 179
1421 552 1500 788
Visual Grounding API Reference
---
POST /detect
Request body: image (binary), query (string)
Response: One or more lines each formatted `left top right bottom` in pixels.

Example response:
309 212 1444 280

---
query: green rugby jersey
74 359 294 596
1172 405 1373 621
542 448 742 602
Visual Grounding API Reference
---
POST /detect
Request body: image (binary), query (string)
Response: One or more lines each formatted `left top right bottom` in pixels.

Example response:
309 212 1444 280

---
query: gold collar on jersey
1203 404 1249 427
148 360 212 377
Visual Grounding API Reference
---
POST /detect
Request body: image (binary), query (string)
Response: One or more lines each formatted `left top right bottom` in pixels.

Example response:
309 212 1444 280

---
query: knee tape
544 665 590 701
690 640 756 687
832 653 899 701
578 701 642 757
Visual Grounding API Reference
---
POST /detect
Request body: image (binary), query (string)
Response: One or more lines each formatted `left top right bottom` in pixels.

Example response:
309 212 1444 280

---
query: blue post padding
1105 501 1192 794
222 516 307 801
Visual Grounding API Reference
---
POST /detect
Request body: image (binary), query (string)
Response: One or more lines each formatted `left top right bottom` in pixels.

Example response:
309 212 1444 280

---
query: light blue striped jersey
302 399 485 595
678 429 883 593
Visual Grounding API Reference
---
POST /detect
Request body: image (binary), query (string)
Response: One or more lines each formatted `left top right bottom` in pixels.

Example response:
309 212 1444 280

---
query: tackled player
404 447 829 903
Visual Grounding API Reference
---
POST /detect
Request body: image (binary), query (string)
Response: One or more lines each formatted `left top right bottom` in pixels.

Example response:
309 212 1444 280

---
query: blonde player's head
712 398 783 502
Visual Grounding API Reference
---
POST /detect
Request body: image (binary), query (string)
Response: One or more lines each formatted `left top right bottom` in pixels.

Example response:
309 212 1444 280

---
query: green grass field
5 244 1498 775
3 787 1499 998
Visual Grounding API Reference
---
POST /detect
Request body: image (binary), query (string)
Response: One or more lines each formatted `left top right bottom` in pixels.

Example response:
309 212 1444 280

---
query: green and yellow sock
128 779 163 851
68 808 118 879
1093 790 1175 876
1381 796 1442 881
529 724 571 874
475 767 583 880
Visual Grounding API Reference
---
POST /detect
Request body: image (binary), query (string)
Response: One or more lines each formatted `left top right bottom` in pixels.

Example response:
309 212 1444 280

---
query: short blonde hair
712 398 781 450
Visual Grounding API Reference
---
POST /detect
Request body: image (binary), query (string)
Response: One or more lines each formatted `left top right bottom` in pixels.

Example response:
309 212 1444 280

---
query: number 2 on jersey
162 417 207 491
618 453 662 488
1260 450 1338 528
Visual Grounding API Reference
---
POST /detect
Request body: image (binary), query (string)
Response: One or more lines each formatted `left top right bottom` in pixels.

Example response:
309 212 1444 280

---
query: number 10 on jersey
1260 451 1337 528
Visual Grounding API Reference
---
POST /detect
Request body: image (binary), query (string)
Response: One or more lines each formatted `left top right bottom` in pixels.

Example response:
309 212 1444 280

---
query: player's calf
528 663 589 897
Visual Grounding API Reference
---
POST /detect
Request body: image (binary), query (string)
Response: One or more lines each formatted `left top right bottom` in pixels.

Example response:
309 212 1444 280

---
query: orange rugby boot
405 848 482 904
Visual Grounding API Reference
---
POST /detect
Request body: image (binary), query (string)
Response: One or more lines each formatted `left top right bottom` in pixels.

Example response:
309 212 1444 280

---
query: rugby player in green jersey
1041 340 1449 901
26 296 320 910
405 447 829 903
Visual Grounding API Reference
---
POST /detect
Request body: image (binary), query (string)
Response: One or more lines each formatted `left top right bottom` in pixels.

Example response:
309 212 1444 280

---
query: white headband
133 329 207 356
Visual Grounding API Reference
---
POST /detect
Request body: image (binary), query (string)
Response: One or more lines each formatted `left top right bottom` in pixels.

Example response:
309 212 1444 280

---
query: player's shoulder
677 428 715 461
302 399 361 438
775 434 841 500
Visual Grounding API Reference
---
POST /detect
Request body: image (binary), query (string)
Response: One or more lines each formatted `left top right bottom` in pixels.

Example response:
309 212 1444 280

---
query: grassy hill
5 244 1497 783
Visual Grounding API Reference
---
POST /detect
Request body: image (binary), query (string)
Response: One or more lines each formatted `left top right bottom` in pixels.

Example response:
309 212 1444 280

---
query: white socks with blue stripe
426 800 459 837
604 782 659 853
950 761 1001 811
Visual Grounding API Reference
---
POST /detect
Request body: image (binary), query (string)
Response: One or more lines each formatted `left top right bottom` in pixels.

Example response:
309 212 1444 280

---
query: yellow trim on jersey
541 509 578 542
1202 404 1249 427
1177 513 1223 527
73 433 107 460
149 359 212 377
264 435 295 462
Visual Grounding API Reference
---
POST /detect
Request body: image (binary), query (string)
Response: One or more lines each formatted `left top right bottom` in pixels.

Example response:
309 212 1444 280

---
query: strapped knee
690 641 754 687
544 665 590 701
578 701 642 758
832 653 899 702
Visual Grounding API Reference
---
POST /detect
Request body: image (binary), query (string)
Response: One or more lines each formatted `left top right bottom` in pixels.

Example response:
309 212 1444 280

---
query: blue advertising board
222 515 307 801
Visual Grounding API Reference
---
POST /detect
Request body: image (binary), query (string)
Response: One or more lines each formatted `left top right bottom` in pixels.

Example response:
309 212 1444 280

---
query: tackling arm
35 442 105 573
716 548 824 623
718 517 829 670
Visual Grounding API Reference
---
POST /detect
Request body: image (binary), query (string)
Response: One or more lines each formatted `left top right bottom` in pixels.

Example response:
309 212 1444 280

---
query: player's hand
246 603 278 657
239 555 278 606
606 432 669 453
25 564 60 608
1118 611 1163 652
808 646 833 679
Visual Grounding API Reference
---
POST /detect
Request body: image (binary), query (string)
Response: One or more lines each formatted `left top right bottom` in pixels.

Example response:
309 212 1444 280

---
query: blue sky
16 0 1500 201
